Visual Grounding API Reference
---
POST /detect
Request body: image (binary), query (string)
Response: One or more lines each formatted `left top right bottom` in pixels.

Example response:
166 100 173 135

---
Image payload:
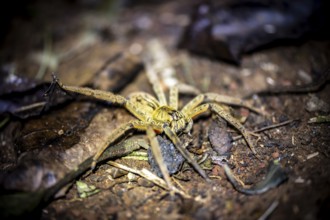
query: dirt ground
1 1 330 219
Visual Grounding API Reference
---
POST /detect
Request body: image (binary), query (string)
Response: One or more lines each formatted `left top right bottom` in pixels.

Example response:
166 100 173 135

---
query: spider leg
146 126 173 189
91 120 158 169
187 103 258 156
53 74 127 105
125 101 150 121
146 39 200 104
169 85 179 110
126 92 160 121
204 93 267 115
182 94 204 115
54 76 156 122
182 93 267 116
128 92 160 109
163 125 210 181
145 63 167 106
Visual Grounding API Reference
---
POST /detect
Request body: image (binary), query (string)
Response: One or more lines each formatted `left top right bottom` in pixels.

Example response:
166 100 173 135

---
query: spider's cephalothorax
152 106 189 134
52 41 265 188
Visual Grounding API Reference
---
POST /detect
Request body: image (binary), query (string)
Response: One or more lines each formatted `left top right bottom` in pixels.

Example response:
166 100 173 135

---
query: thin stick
258 200 279 220
0 117 10 129
233 119 295 141
107 161 191 199
14 102 46 113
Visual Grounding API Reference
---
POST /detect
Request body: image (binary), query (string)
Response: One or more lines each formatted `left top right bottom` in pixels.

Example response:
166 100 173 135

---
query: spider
51 49 264 188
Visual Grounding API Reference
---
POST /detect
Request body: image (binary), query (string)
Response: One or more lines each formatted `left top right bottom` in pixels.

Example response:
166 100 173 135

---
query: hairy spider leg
145 63 167 106
204 93 267 115
57 81 127 105
163 125 210 181
146 126 173 189
128 92 160 109
182 93 266 116
91 120 163 169
181 94 204 115
125 101 150 121
126 93 162 123
169 86 179 110
57 78 154 123
187 103 258 156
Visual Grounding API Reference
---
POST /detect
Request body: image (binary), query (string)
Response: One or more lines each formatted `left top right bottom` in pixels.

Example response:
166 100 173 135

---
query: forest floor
0 1 329 219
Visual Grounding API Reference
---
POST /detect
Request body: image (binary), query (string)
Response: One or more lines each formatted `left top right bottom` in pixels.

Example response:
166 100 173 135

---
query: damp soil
0 1 330 219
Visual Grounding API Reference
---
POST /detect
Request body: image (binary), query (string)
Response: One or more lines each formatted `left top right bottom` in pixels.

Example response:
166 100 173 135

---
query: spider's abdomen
152 106 187 133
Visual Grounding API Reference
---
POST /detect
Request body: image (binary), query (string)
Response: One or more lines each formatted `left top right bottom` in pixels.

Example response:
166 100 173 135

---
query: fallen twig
258 200 279 220
308 115 330 123
233 119 295 141
306 152 319 160
107 161 191 199
223 161 288 195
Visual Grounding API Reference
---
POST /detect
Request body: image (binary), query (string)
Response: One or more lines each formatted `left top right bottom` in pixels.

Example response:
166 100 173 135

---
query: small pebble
211 165 223 176
137 178 154 188
127 172 137 181
272 151 280 159
295 177 305 184
58 129 64 135
305 95 330 113
300 135 312 145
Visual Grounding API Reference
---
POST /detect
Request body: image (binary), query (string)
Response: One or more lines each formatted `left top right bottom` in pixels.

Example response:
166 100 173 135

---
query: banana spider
51 64 263 187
